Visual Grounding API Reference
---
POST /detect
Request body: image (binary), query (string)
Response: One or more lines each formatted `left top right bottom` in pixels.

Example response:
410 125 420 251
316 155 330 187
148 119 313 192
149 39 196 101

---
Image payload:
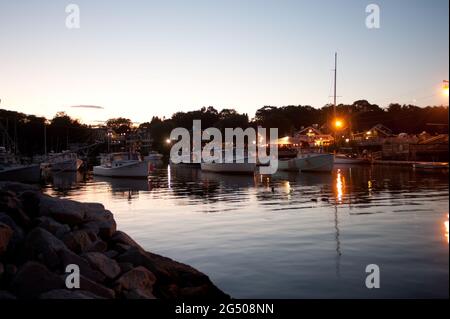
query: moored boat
45 151 83 172
0 147 41 183
334 154 370 165
93 152 151 178
278 152 334 172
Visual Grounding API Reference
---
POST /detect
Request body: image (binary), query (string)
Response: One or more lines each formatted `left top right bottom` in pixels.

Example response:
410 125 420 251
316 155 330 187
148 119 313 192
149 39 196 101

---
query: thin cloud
70 105 104 110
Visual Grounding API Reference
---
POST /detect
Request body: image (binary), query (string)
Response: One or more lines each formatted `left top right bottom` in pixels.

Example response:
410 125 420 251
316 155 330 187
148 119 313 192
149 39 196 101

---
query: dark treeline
1 100 448 156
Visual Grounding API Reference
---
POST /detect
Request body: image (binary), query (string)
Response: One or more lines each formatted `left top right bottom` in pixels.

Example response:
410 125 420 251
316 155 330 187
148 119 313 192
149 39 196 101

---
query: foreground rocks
0 182 230 300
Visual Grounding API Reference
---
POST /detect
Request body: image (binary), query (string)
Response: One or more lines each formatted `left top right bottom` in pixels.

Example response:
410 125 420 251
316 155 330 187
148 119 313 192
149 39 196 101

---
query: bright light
366 131 372 135
443 80 449 96
334 119 343 129
345 138 350 143
165 138 171 144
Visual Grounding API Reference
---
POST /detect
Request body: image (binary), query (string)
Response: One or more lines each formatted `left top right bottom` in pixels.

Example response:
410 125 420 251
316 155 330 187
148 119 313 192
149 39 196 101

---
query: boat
45 151 83 172
93 152 151 178
200 151 256 174
0 147 41 183
278 152 334 172
144 151 164 168
412 162 449 171
334 154 370 164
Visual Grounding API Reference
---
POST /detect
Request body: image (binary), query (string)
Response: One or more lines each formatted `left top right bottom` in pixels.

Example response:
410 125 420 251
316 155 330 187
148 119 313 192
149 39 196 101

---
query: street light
165 138 171 144
443 80 449 97
334 119 344 129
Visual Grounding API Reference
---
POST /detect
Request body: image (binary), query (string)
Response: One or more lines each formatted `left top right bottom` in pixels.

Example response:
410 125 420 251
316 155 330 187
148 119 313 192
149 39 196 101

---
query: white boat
93 152 151 178
201 152 256 174
278 153 334 172
46 151 83 171
0 147 41 183
334 154 370 164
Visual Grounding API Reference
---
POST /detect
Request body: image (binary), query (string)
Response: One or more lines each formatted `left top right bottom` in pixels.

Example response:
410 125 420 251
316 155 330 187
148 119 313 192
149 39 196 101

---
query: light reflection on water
43 165 449 298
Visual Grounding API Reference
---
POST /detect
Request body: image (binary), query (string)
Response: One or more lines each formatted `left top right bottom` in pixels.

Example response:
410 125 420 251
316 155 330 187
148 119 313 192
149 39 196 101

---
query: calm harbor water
43 165 449 298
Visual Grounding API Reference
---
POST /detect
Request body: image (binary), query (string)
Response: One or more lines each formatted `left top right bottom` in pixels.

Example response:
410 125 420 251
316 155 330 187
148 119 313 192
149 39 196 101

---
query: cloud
70 105 104 110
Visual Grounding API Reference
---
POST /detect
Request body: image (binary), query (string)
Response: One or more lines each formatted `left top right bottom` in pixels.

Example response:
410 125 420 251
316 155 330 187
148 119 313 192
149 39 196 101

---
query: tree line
1 100 448 156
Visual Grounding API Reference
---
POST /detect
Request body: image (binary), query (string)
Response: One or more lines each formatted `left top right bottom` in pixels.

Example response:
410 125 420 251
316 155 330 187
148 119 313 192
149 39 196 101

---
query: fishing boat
278 152 334 172
93 152 151 178
144 151 164 168
412 162 449 171
201 151 256 174
45 151 83 172
0 147 41 183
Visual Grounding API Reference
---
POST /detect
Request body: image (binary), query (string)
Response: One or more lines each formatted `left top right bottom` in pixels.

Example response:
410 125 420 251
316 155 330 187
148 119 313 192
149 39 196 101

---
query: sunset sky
0 0 448 124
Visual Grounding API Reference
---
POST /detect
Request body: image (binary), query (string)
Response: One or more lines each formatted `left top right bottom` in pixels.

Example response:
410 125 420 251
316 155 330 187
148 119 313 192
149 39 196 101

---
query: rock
82 252 121 280
85 240 107 253
0 182 39 194
0 290 16 299
58 249 106 283
63 229 97 254
0 212 25 250
24 227 67 269
39 195 85 226
35 216 70 239
79 275 115 299
118 262 134 274
104 250 119 259
83 205 116 239
0 222 13 256
114 243 132 254
11 261 64 299
0 191 31 228
19 191 41 219
0 262 4 279
110 231 144 250
39 289 103 299
82 219 116 240
116 247 229 299
4 264 17 277
115 266 156 298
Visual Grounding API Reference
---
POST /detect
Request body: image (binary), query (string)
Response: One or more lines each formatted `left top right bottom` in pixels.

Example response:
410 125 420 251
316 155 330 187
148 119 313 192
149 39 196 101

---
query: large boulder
62 229 98 254
110 231 143 250
58 249 106 283
39 289 103 299
0 213 25 251
0 191 31 228
35 216 70 239
82 252 121 280
39 195 86 226
0 222 13 256
10 261 64 299
115 266 156 299
24 227 67 269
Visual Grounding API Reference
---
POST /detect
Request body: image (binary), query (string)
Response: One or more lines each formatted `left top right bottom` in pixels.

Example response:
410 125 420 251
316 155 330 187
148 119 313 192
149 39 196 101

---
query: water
43 165 449 298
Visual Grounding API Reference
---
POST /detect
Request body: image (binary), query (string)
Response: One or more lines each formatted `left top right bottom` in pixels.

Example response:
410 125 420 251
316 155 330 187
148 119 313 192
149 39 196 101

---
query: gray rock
0 212 25 250
110 231 143 250
11 261 64 299
0 182 39 194
0 222 13 256
104 250 119 259
39 195 86 226
24 227 67 269
63 229 96 253
58 249 106 283
0 191 31 228
39 289 104 299
82 252 121 280
115 266 156 296
79 275 115 299
35 216 71 239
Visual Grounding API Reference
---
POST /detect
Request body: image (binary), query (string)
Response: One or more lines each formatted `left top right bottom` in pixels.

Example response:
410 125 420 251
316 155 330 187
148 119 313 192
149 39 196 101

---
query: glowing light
443 80 449 96
345 138 350 143
445 214 449 244
335 169 345 203
165 138 171 144
334 119 343 129
366 131 372 135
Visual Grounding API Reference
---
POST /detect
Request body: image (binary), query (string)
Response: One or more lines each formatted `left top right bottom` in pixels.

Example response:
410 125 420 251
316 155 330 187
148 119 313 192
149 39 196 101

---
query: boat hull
201 162 256 174
334 156 370 165
0 164 41 183
278 154 334 172
93 161 150 178
50 159 83 171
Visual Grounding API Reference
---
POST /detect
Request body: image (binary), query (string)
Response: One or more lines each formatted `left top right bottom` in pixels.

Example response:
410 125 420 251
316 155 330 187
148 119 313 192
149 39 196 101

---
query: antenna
333 52 337 118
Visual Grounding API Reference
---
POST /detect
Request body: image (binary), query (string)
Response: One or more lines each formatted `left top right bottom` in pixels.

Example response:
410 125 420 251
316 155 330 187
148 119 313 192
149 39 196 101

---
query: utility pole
334 52 337 119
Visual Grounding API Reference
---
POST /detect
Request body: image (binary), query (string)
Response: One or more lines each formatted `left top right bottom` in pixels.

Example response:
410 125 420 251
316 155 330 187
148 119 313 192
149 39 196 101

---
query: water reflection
42 164 449 298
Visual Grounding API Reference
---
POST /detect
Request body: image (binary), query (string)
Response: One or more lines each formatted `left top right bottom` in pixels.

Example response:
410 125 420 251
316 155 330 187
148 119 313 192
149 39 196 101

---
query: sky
0 0 448 124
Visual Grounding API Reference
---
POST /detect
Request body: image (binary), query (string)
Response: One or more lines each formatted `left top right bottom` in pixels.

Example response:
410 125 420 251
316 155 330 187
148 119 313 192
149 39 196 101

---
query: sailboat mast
333 52 337 118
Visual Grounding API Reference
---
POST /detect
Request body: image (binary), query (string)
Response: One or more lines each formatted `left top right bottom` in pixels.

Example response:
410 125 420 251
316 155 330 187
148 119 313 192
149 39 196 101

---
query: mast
333 52 337 118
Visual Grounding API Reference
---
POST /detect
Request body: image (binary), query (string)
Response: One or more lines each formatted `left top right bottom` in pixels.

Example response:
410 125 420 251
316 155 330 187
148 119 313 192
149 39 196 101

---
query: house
293 125 334 147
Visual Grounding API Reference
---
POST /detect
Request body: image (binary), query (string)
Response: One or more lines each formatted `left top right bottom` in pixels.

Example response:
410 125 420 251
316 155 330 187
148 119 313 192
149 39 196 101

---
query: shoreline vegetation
0 182 230 300
0 102 448 158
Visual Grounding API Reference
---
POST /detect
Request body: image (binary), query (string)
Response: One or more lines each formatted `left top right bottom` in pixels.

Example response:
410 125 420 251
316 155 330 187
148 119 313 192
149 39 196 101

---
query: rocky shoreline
0 182 229 300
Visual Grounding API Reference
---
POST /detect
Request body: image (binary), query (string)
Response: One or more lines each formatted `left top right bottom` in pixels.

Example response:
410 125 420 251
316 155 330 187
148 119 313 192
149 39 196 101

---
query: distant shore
0 182 229 299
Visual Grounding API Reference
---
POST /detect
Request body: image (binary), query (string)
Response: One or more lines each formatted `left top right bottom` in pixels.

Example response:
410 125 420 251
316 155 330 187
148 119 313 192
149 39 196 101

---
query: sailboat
0 147 41 183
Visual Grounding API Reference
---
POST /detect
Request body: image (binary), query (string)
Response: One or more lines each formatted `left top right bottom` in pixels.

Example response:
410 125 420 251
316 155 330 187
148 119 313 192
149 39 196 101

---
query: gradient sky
0 0 448 124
